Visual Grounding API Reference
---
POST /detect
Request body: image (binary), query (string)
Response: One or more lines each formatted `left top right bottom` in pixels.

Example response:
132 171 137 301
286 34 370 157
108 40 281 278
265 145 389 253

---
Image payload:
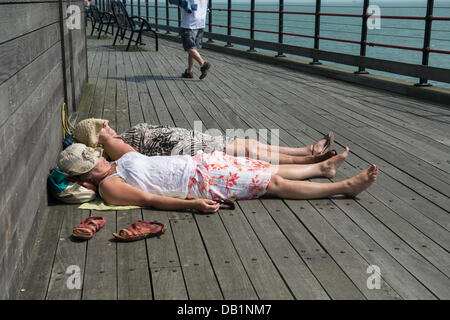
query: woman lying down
58 136 378 219
73 118 336 164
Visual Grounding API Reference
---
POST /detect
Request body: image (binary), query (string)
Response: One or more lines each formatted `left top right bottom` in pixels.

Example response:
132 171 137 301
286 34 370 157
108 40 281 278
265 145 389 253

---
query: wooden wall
0 0 87 299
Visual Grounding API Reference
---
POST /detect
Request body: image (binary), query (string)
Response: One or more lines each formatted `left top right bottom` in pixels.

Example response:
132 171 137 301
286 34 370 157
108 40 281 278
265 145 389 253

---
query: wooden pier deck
18 34 450 300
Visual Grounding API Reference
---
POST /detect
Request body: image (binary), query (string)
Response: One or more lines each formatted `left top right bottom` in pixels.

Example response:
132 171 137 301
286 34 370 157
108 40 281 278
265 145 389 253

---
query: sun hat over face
74 118 108 147
57 143 103 176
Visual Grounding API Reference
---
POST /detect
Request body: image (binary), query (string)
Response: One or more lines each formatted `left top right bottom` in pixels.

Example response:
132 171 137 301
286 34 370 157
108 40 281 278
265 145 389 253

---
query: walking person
179 0 211 79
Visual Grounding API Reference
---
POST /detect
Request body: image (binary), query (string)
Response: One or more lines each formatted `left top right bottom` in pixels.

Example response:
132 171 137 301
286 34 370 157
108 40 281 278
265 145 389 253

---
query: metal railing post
416 0 434 86
166 0 170 33
226 0 233 47
145 0 149 19
178 7 181 28
138 0 141 16
155 0 159 30
207 0 213 42
276 0 285 57
355 0 370 73
310 0 322 64
248 0 256 52
130 0 133 15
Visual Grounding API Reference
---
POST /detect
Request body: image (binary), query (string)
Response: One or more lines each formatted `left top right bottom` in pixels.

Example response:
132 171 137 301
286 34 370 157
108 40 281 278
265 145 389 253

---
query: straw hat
57 143 103 176
73 118 108 147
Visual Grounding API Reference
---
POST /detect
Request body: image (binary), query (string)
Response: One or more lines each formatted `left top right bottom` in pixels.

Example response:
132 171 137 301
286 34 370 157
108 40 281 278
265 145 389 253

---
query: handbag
48 168 96 203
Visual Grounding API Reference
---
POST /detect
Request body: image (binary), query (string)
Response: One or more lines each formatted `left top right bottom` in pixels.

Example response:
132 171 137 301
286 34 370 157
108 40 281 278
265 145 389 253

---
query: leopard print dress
119 123 235 156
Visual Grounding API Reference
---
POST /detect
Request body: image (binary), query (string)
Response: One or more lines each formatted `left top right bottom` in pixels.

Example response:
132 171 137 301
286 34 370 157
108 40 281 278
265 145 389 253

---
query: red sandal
112 220 167 242
72 216 106 240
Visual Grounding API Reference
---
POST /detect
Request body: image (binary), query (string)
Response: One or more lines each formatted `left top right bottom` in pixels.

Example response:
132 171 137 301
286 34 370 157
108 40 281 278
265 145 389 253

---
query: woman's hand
192 199 220 213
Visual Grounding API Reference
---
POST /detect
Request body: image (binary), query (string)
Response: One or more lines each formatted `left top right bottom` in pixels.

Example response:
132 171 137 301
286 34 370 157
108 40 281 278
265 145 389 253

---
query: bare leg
187 49 205 72
259 136 330 156
265 164 378 199
268 163 323 180
268 147 349 180
188 54 195 73
274 145 313 156
225 138 336 164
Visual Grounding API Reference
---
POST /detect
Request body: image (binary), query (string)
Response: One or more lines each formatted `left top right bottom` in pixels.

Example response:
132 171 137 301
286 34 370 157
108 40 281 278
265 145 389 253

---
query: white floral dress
187 151 272 201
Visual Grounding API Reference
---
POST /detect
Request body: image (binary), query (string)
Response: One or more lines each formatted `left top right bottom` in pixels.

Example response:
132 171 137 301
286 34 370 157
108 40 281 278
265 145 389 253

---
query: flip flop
72 216 106 240
112 220 167 242
313 150 337 163
313 132 334 156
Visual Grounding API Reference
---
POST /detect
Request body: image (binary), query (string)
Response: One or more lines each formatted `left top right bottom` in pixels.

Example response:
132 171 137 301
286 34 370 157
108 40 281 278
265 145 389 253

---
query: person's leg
271 145 313 156
267 147 349 180
265 164 378 199
228 138 312 156
180 28 202 76
188 52 196 73
261 136 332 156
187 49 205 71
270 151 335 165
225 138 336 164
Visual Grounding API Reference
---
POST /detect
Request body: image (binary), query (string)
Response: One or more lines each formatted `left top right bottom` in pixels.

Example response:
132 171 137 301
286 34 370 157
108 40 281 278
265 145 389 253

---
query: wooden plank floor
17 33 450 300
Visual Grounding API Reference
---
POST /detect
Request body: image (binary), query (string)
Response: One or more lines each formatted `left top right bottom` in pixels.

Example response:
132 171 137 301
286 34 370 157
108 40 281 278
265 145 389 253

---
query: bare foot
321 147 349 178
344 164 378 197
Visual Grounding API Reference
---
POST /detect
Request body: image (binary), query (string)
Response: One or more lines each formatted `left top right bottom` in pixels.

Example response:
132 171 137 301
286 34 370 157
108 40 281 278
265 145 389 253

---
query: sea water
128 0 450 88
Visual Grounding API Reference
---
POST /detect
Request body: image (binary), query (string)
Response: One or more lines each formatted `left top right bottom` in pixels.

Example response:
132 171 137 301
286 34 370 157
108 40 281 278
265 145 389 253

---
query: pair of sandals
72 217 166 242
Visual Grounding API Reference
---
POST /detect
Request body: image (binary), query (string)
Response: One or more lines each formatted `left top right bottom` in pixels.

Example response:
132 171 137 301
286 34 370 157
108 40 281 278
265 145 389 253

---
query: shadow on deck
17 34 450 300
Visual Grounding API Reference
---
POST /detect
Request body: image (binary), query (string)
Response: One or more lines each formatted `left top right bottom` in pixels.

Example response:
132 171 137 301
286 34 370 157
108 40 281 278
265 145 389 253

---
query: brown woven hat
57 143 103 176
74 118 108 147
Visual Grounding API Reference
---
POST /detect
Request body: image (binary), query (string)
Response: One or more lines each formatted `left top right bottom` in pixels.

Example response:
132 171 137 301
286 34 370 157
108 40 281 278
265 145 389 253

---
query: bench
89 5 116 39
110 0 158 52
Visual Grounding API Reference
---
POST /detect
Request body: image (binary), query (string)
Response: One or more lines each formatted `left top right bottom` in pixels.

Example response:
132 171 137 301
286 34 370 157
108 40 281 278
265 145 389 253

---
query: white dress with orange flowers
187 151 272 200
113 151 272 201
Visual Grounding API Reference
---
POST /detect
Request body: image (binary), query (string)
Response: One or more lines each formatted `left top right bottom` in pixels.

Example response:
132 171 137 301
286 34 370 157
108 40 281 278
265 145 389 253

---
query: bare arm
98 134 136 160
99 178 220 213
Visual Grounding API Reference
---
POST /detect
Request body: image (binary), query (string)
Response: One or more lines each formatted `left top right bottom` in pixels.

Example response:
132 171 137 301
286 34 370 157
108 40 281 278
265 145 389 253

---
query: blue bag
48 168 97 203
48 168 71 195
